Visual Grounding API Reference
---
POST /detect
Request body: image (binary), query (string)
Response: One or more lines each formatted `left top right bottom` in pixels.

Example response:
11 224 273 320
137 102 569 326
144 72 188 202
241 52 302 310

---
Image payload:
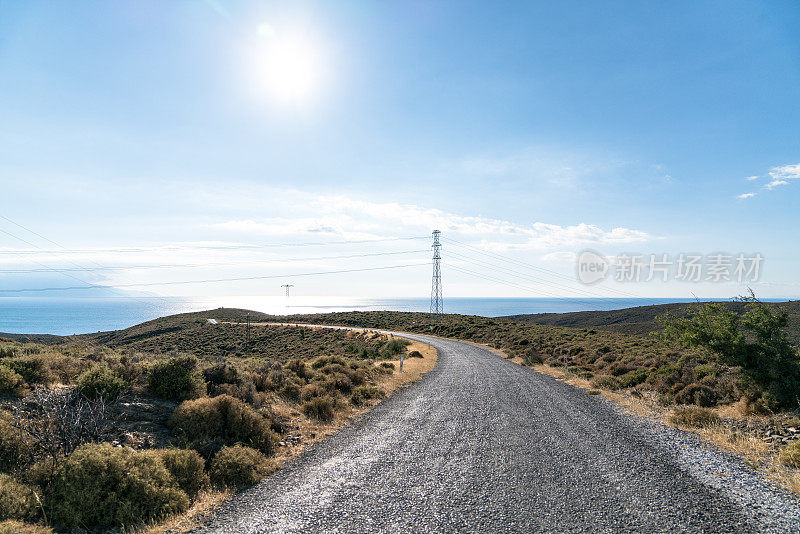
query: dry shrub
779 441 800 468
208 445 270 489
0 474 39 522
168 395 275 458
151 448 209 499
350 386 385 407
408 350 424 359
48 443 189 528
302 395 336 422
674 383 718 407
669 406 721 427
590 375 621 391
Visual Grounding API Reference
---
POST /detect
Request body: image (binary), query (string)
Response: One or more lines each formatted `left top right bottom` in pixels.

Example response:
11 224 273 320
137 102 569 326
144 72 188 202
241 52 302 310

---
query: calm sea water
0 296 732 336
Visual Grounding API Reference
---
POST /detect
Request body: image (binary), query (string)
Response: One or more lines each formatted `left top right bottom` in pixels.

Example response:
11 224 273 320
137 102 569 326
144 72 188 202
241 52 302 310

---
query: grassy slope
502 300 800 340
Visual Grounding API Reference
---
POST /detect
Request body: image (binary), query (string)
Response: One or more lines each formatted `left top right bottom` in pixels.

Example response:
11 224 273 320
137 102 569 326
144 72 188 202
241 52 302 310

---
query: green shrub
619 368 649 388
589 374 621 391
350 386 385 406
77 365 128 400
380 362 395 370
669 406 721 427
0 414 30 474
148 356 206 401
0 367 27 398
380 338 410 359
779 441 800 468
302 395 336 422
408 350 423 359
169 394 275 458
48 443 189 528
0 474 38 522
152 448 209 498
1 359 50 386
208 445 271 489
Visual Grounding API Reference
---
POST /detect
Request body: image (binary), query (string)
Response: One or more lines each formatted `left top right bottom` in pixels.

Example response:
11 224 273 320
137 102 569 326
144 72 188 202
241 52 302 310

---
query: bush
148 356 206 401
1 359 50 386
619 368 649 388
77 365 128 400
674 383 718 407
0 474 38 521
589 375 621 391
48 443 189 528
669 406 721 427
523 348 543 366
152 448 209 498
0 367 27 398
380 338 409 359
302 395 336 422
169 395 275 458
779 441 800 468
350 386 385 406
0 414 30 474
408 350 423 359
208 445 270 489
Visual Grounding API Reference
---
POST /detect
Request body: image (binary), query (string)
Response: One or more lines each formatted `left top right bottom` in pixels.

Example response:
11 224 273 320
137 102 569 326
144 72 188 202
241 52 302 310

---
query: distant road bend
196 329 800 533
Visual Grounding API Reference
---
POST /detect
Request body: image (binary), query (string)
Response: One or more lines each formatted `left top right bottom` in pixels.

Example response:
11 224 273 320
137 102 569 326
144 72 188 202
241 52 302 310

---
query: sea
0 296 752 336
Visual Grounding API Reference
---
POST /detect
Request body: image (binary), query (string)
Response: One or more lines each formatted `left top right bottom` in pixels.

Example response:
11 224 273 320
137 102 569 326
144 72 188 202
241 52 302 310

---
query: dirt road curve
195 331 800 533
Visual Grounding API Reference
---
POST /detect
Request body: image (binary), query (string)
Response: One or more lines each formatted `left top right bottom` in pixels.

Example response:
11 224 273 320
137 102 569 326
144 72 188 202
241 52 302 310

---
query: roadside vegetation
0 320 425 532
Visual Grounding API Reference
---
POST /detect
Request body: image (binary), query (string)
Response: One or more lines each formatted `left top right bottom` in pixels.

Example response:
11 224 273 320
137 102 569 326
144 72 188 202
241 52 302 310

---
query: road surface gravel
194 332 800 533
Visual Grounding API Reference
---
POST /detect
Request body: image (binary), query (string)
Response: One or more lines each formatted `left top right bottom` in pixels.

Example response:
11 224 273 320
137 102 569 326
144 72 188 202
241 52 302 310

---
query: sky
0 0 799 300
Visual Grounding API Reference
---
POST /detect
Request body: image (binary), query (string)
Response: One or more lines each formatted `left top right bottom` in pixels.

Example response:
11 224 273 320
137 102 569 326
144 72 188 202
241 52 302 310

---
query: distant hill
502 300 800 341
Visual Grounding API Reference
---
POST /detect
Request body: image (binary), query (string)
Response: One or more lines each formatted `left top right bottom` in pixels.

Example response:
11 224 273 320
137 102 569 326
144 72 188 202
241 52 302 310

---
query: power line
445 249 635 301
0 249 428 273
0 236 429 255
0 262 428 293
443 237 642 299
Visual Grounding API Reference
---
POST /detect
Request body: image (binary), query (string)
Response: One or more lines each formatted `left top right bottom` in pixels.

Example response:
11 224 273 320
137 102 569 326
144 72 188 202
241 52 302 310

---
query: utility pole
281 284 294 297
430 229 443 321
246 313 250 345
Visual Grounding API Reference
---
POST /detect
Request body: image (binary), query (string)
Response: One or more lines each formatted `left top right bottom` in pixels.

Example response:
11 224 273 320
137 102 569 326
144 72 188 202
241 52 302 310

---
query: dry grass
138 488 232 534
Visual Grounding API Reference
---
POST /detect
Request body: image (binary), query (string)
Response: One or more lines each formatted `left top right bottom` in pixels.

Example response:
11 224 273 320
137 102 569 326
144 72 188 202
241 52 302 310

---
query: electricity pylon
281 284 294 297
430 230 442 320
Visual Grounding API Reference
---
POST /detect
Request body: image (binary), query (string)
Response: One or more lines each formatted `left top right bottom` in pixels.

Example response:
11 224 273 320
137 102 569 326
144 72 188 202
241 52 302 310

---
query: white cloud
737 192 756 199
766 163 800 190
746 175 760 181
210 193 651 251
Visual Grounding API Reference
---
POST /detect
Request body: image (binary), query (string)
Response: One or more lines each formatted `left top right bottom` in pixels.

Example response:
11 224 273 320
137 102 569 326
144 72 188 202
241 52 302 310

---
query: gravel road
195 332 800 533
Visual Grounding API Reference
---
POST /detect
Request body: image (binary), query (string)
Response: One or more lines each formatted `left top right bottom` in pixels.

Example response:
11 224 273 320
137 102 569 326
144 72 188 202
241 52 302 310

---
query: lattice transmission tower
430 230 443 319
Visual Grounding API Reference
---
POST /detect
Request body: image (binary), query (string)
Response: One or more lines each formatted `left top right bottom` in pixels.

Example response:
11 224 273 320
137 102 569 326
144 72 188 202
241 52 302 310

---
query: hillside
502 300 800 340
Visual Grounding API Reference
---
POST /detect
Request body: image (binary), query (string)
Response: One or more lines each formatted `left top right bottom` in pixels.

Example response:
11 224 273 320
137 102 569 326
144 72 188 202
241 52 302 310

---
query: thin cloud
737 193 756 199
746 175 760 181
766 163 800 190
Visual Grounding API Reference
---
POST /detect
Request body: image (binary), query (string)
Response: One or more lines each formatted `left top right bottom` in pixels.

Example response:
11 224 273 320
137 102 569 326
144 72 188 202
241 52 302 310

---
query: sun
253 25 324 105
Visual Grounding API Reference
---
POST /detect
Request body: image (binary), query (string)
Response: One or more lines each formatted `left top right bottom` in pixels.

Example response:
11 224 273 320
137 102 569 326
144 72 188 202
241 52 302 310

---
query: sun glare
253 24 324 105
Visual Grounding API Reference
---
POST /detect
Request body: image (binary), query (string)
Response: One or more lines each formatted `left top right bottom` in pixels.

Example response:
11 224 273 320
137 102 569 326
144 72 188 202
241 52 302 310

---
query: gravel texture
194 332 800 533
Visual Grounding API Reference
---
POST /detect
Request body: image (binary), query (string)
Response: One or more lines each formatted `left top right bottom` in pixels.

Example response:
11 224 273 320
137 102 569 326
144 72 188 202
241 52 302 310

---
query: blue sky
0 0 798 299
